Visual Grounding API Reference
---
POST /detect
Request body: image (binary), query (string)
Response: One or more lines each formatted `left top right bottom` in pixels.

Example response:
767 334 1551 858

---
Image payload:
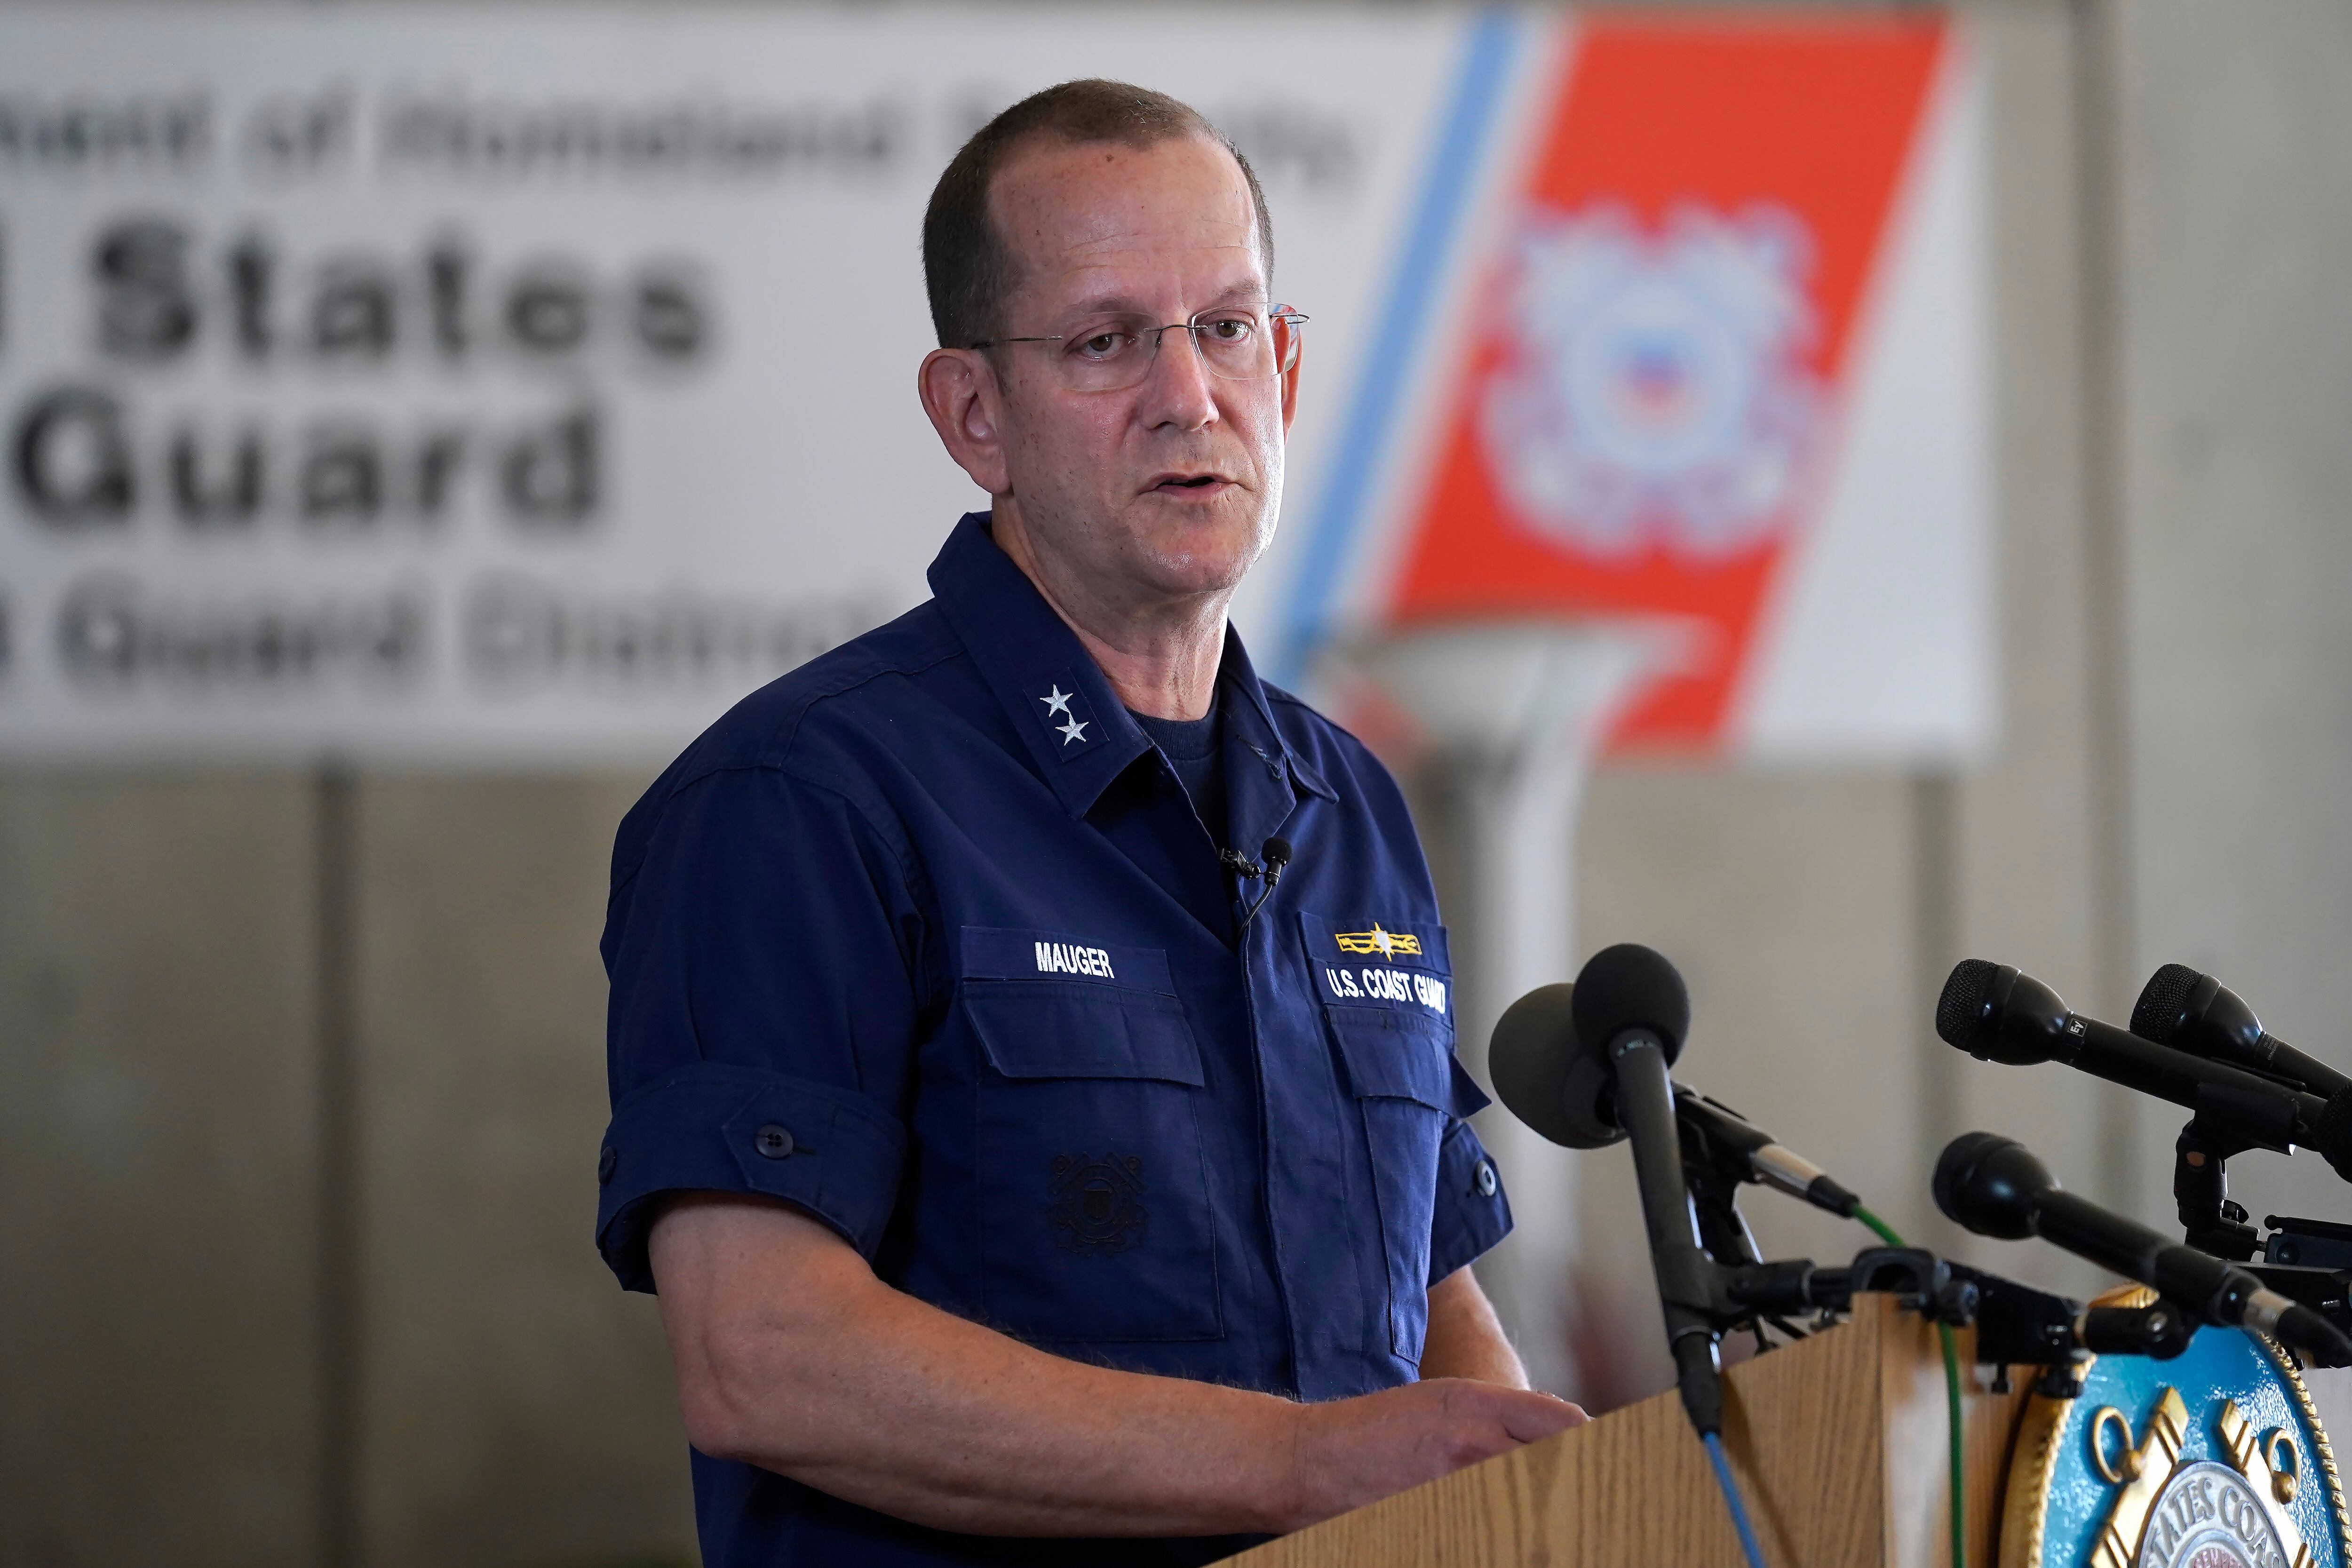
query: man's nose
1138 326 1220 430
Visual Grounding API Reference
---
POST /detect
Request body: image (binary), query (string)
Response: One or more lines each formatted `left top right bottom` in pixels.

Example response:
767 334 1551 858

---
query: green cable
1853 1204 1966 1568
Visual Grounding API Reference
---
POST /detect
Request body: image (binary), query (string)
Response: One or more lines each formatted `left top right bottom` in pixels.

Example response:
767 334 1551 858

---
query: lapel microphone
1224 836 1294 930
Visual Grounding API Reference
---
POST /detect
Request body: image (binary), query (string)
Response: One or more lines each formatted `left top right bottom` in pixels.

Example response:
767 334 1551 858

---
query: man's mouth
1147 471 1232 495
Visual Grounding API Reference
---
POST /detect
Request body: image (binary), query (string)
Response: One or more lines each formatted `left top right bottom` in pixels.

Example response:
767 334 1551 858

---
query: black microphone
2133 964 2352 1098
1936 960 2352 1174
1933 1132 2352 1362
1675 1088 1863 1219
1260 836 1293 889
1568 944 1725 1436
1488 983 1862 1217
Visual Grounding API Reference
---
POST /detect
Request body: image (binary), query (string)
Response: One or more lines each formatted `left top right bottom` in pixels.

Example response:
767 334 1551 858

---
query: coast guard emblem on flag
1480 203 1821 559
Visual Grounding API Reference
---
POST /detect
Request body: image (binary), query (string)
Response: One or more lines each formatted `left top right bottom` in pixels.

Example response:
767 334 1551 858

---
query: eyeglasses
973 304 1307 393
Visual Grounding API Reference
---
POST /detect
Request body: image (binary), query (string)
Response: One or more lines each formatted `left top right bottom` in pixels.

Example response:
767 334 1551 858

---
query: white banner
0 7 1990 767
0 6 1453 761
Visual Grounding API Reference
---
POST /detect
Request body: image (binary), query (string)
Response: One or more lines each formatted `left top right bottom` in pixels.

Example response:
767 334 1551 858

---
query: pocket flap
964 983 1205 1086
1448 1055 1494 1119
1327 1011 1453 1109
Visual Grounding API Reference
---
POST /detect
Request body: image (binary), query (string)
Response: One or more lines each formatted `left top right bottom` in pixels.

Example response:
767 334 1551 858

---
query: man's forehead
991 135 1266 306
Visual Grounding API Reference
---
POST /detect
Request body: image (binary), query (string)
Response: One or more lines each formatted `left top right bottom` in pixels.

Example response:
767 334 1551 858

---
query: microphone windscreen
1936 959 2002 1049
2131 963 2202 1044
1570 943 1690 1066
1489 983 1625 1150
1931 1130 2046 1240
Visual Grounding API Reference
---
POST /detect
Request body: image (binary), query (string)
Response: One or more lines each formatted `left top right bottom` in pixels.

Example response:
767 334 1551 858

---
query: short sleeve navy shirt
596 515 1512 1568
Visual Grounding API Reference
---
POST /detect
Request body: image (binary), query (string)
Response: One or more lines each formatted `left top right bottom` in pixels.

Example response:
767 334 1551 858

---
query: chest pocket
1301 911 1474 1365
959 930 1222 1345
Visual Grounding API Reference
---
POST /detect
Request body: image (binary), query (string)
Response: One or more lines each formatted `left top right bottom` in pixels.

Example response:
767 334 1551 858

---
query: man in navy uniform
595 79 1584 1566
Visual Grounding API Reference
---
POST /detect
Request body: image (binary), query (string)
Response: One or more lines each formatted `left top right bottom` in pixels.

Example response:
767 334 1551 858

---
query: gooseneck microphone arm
1616 1028 1727 1433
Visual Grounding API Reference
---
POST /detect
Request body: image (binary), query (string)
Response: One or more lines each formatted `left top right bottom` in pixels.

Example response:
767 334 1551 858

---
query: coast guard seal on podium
2005 1287 2352 1568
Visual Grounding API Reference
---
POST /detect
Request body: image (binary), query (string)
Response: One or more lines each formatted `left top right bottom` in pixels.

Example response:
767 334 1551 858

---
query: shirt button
755 1123 795 1160
1474 1160 1499 1198
597 1145 618 1186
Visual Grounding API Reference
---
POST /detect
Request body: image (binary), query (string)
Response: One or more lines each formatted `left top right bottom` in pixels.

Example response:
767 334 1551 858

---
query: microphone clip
2175 1114 2264 1261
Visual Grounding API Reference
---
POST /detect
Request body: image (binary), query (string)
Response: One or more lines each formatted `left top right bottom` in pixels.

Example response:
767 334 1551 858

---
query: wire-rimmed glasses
973 304 1307 393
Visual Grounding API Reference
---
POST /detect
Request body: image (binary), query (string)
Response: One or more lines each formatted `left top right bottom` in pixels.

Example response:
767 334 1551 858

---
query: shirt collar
926 511 1334 819
1213 618 1337 809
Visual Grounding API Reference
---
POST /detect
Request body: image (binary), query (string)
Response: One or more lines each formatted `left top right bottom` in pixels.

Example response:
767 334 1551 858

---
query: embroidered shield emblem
1048 1151 1147 1255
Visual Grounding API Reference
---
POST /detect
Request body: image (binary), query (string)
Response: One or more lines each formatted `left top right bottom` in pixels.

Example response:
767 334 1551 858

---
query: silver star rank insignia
1022 672 1105 762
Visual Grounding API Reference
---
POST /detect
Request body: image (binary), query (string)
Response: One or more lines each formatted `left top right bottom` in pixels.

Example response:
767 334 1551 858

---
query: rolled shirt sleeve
1427 1117 1513 1287
595 763 928 1291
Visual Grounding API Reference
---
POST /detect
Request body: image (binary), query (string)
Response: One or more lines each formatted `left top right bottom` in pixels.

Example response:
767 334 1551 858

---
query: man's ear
919 348 1012 497
1279 335 1302 434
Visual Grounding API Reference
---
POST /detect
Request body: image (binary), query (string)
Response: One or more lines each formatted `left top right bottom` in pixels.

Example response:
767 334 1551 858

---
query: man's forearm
1417 1266 1529 1387
654 1194 1302 1536
650 1195 1582 1538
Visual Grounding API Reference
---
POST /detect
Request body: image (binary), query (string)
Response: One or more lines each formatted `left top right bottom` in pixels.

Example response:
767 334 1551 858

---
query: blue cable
1702 1430 1770 1568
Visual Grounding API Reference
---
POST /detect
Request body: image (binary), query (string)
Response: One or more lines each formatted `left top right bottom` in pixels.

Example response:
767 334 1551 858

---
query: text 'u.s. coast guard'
1326 965 1447 1016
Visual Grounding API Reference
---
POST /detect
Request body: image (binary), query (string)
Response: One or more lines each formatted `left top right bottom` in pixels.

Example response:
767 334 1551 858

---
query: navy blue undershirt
1129 703 1228 853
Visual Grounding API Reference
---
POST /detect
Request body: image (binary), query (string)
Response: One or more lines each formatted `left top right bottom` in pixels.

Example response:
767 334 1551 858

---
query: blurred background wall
4 1 2352 1564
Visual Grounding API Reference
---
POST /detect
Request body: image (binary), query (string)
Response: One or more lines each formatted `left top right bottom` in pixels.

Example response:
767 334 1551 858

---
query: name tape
1034 940 1115 980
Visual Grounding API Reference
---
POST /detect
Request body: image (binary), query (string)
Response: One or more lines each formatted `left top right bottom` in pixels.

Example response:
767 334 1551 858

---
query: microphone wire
1855 1204 1965 1568
1702 1430 1769 1568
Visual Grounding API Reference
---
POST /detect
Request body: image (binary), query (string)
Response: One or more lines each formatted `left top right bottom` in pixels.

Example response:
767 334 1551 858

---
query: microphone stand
1678 1103 1768 1271
1613 1031 1728 1435
2168 1109 2352 1342
1706 1246 2195 1389
1672 1138 2201 1386
2176 1113 2265 1259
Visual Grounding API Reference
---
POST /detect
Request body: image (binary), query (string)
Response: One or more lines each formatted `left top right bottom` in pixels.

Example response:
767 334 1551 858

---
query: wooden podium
1221 1296 2030 1568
